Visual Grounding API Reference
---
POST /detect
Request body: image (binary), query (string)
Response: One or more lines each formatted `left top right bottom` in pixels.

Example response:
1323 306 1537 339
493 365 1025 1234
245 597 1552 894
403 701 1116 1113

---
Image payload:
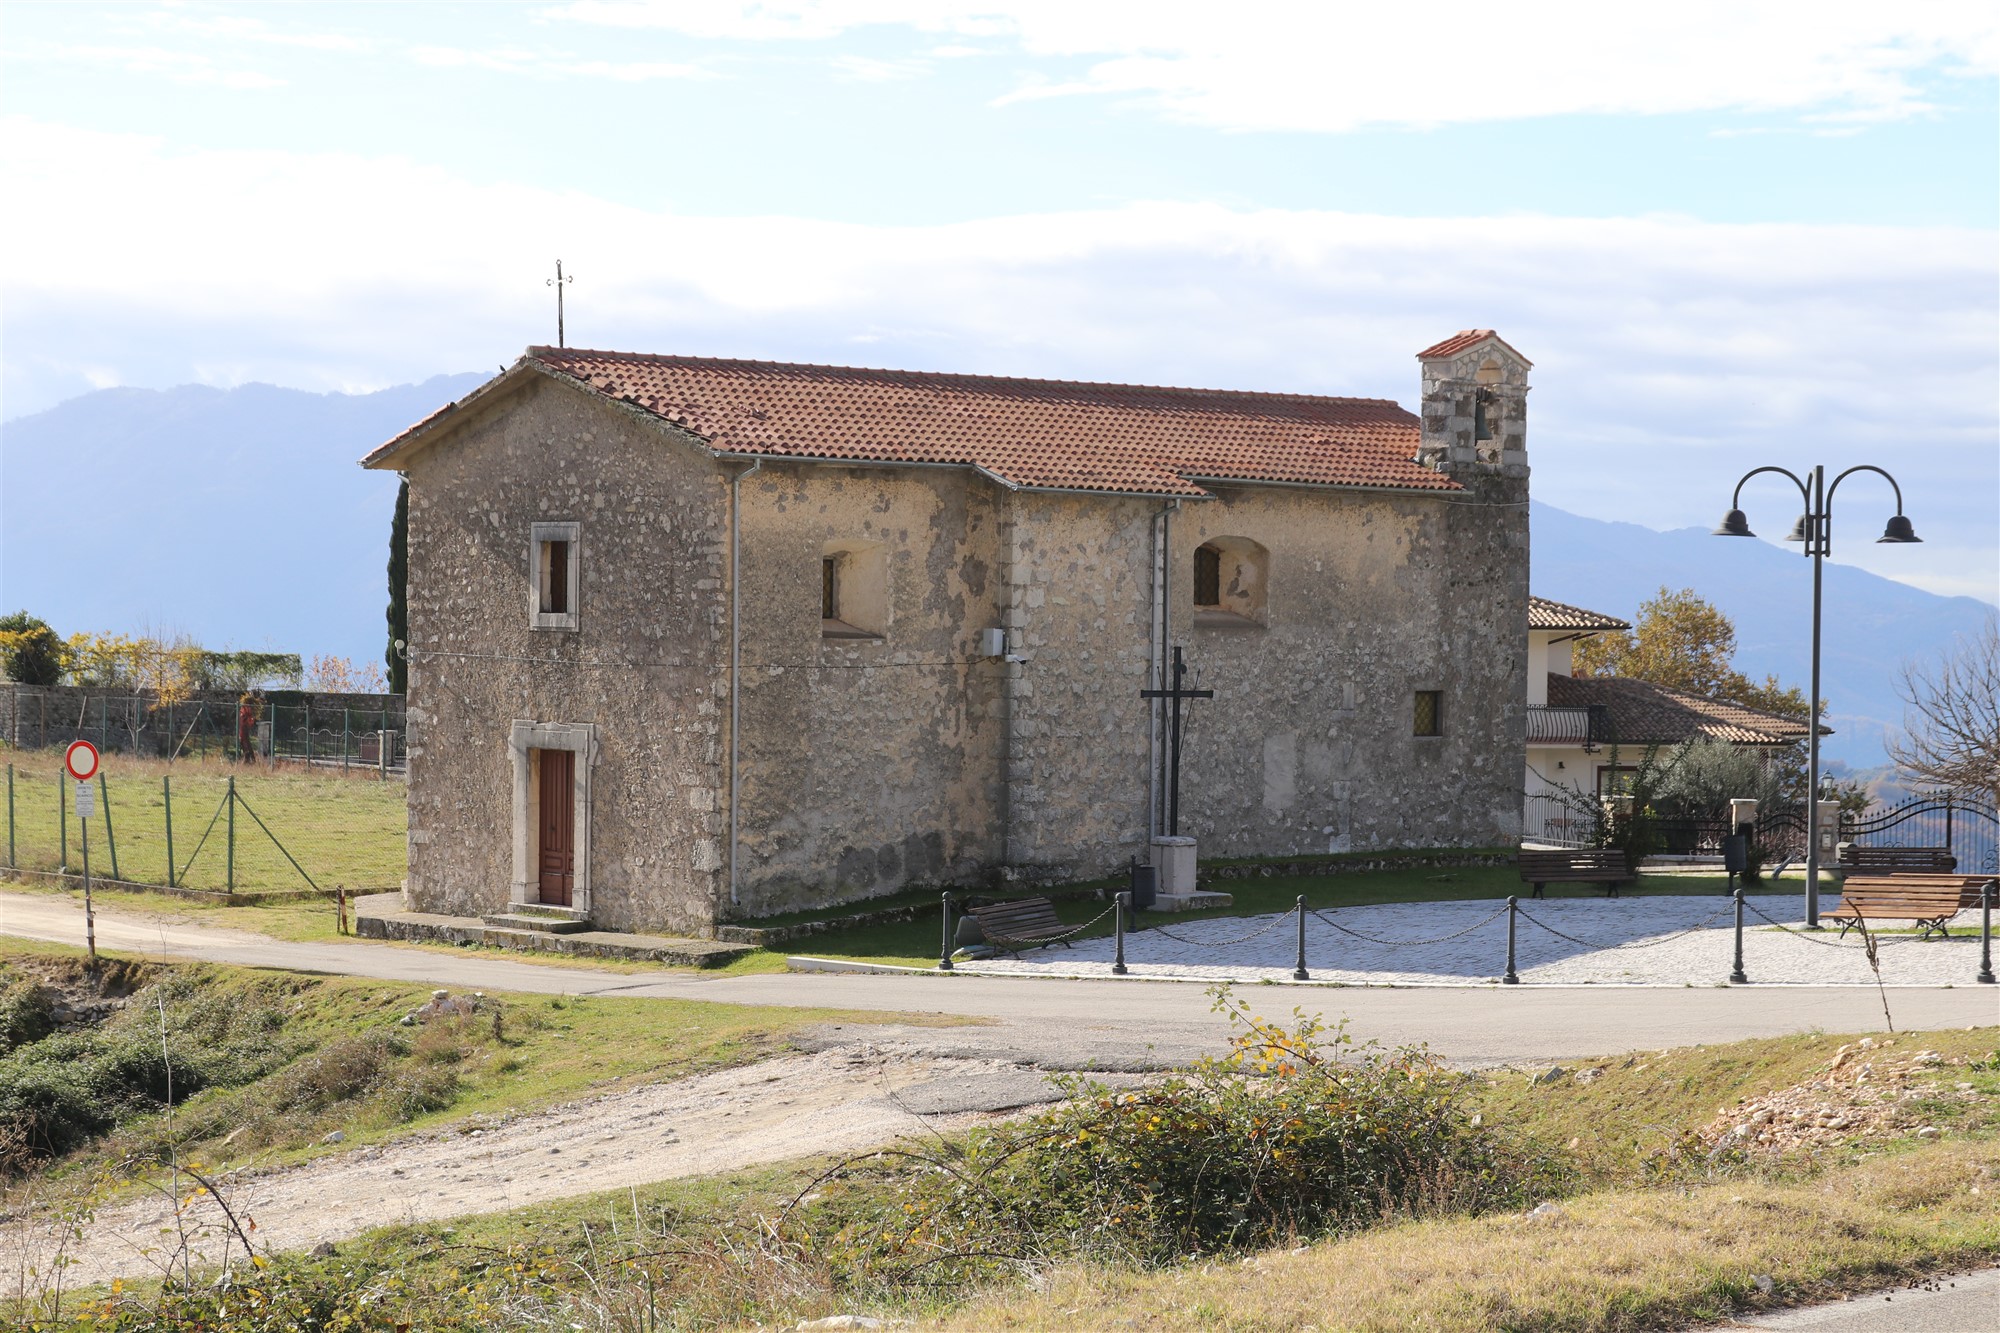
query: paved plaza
959 893 1997 987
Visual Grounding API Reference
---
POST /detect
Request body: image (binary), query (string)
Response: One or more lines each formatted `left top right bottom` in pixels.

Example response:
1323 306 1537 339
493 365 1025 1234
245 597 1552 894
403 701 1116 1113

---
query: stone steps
481 911 591 934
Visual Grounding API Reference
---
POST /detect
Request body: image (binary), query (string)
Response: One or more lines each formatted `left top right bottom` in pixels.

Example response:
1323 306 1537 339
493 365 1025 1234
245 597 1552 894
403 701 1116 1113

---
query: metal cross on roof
547 259 573 348
1141 644 1214 837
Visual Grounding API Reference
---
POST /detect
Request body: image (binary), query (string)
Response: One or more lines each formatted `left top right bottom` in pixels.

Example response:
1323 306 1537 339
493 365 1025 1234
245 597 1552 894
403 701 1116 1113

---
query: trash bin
1128 858 1158 912
1722 833 1749 877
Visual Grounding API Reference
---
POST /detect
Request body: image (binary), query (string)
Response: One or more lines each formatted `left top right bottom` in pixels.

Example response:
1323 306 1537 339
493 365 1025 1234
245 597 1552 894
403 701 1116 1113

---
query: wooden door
537 748 575 906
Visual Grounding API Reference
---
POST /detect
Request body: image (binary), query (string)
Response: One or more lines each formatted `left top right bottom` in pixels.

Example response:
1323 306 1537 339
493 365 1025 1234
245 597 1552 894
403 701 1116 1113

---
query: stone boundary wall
1197 851 1518 883
716 882 1107 947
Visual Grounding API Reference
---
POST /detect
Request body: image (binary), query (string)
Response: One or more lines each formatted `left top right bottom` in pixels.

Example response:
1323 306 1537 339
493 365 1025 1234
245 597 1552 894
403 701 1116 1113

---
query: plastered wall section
400 378 729 935
729 464 1009 915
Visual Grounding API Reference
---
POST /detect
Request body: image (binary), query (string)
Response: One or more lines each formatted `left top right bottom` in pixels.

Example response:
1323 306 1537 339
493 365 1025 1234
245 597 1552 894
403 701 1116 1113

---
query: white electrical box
979 628 1007 657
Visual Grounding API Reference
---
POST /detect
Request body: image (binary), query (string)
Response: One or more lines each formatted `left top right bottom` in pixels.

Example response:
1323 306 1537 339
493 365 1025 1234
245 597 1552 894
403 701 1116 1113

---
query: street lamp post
1714 464 1920 927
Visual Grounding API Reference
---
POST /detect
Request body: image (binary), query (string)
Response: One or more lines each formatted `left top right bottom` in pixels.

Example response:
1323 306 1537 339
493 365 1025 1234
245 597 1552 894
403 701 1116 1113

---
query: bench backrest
1840 846 1956 872
1519 848 1627 872
1835 875 1992 911
969 897 1064 932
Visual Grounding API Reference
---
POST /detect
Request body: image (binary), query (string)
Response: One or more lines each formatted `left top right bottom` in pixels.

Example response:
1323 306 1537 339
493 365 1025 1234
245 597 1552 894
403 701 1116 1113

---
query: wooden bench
1826 874 1996 940
1837 846 1957 874
966 896 1075 953
1518 848 1633 899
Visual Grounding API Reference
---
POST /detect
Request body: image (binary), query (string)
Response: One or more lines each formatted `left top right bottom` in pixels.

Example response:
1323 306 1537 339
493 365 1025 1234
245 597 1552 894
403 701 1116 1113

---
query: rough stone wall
730 465 1008 914
400 378 728 935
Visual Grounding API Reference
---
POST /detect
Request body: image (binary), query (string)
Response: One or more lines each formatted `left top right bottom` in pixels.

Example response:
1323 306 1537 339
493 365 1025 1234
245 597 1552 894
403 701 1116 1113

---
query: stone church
362 330 1531 937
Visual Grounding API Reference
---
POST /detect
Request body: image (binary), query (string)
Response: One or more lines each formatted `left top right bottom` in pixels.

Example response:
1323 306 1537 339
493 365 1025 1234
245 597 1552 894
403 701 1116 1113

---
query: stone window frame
508 719 597 915
529 521 581 632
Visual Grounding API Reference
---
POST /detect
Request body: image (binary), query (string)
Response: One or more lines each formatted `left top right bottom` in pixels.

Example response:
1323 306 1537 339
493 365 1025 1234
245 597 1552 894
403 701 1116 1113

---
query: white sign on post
74 780 95 820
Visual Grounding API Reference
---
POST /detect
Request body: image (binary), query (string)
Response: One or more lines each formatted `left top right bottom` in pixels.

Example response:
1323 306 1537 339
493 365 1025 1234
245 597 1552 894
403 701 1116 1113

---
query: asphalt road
8 890 1995 1068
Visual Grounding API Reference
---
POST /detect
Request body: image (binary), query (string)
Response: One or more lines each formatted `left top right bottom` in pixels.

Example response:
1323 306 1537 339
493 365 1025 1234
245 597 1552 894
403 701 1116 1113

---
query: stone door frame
509 719 597 916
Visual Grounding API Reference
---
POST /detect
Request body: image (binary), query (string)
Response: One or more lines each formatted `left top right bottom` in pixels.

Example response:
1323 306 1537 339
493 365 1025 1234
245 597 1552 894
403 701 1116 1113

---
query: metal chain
1741 899 1939 950
1512 899 1737 952
985 903 1116 949
1144 910 1295 947
1306 905 1508 947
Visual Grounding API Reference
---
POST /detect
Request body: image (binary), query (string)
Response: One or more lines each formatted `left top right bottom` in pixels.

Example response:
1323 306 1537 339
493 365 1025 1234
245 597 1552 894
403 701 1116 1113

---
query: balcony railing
1526 704 1608 748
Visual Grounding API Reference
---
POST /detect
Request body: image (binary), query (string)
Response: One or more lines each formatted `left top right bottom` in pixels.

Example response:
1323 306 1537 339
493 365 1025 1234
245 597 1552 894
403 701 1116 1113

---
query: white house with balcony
1524 596 1816 847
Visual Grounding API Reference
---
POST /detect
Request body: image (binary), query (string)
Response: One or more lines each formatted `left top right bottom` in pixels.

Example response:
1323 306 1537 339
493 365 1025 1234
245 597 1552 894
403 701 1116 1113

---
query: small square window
530 522 580 630
1413 690 1442 737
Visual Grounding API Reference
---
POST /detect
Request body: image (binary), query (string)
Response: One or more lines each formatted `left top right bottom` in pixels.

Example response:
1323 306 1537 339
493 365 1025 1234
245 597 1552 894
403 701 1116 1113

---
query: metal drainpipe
728 459 763 907
1154 500 1179 836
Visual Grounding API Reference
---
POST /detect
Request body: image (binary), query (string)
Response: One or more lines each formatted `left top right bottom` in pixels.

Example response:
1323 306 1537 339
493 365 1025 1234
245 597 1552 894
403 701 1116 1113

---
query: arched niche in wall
1192 536 1269 629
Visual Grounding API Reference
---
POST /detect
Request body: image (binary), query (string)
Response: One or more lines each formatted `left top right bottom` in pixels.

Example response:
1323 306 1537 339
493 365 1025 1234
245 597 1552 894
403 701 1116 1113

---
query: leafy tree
387 478 408 695
1888 617 2000 802
0 612 65 685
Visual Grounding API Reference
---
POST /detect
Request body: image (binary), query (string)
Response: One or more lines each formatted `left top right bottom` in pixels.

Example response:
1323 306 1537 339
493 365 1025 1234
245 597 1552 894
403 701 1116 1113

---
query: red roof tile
1416 329 1532 367
367 348 1460 498
1529 596 1630 632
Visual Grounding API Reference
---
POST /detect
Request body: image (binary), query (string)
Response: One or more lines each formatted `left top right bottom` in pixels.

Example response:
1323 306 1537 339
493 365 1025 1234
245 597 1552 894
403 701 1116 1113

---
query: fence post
1978 882 1994 986
59 770 68 870
1112 892 1128 975
1730 888 1749 985
1292 894 1310 981
938 891 954 971
1502 895 1519 985
342 707 351 772
5 763 13 869
226 774 236 895
304 703 313 764
97 770 119 882
163 775 175 887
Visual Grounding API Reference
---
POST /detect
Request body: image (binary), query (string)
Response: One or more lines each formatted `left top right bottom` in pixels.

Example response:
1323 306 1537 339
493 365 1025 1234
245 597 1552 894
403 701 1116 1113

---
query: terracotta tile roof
368 348 1461 498
1545 674 1821 747
1529 596 1630 632
1415 329 1533 367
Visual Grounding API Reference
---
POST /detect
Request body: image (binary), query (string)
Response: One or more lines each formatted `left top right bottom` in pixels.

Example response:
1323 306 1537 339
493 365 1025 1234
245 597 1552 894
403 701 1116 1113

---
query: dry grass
944 1140 2000 1331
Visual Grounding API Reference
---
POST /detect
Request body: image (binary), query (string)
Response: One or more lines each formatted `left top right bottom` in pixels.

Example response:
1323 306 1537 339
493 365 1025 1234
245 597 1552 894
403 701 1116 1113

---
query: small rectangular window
1413 690 1442 737
822 556 839 620
529 522 580 630
543 539 570 615
1193 545 1221 607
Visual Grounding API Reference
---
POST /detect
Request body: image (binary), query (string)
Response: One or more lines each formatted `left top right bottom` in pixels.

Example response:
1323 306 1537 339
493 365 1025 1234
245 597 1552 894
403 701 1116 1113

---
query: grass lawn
2 748 405 893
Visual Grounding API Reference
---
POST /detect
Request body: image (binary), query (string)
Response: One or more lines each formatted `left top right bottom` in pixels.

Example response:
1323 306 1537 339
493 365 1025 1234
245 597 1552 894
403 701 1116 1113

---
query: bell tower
1415 329 1531 481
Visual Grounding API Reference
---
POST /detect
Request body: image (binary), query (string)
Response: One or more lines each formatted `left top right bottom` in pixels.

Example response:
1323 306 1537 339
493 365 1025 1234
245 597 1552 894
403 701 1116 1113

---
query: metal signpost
65 740 100 967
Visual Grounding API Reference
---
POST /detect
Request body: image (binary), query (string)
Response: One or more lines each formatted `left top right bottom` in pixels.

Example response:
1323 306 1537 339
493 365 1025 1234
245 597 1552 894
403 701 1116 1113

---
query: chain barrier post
1730 888 1749 985
163 775 175 887
1502 895 1519 985
1292 895 1310 981
938 891 954 971
1978 881 1995 986
1113 892 1128 975
226 774 236 896
96 770 118 882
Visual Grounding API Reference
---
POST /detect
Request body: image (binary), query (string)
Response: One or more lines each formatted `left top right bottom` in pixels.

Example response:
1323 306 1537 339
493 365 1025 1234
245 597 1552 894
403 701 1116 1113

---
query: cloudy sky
3 1 1995 601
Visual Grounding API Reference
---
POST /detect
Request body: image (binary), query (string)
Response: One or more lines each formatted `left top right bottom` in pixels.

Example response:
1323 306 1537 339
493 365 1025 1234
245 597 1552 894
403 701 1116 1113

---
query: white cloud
408 45 712 80
1 118 1993 602
547 1 1999 130
9 41 285 89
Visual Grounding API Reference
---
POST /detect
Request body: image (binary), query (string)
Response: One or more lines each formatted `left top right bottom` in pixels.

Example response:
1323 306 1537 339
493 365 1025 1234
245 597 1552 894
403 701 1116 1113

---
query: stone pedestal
1728 798 1758 836
1148 836 1232 912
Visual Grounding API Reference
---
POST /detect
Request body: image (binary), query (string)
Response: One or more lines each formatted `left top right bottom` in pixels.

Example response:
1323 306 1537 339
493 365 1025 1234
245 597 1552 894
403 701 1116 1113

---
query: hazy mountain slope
1 373 486 669
1531 502 1995 768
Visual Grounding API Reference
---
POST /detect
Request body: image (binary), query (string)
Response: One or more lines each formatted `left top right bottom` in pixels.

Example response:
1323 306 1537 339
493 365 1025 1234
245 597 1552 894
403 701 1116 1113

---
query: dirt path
6 1038 1087 1293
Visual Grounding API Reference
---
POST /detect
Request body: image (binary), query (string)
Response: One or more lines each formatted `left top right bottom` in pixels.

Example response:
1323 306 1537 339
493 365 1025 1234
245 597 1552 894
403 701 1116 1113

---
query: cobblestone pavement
959 894 1996 987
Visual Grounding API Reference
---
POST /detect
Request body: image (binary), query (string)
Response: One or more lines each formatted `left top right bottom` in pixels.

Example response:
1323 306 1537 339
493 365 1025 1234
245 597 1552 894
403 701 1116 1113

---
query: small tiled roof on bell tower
1416 329 1533 366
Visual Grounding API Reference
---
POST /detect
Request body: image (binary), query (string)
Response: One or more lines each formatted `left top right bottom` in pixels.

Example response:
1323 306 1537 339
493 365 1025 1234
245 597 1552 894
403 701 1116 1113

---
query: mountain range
4 375 1990 768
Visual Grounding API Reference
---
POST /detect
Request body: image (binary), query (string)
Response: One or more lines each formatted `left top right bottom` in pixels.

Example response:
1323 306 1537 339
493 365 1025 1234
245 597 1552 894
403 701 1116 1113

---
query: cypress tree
386 478 408 694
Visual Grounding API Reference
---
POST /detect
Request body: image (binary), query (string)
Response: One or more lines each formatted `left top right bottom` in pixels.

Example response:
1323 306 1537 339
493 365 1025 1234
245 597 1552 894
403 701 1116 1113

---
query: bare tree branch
1888 617 2000 801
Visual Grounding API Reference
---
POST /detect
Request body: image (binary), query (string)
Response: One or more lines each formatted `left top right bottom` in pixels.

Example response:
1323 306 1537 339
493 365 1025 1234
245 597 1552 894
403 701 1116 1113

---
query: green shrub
0 979 56 1053
790 989 1556 1286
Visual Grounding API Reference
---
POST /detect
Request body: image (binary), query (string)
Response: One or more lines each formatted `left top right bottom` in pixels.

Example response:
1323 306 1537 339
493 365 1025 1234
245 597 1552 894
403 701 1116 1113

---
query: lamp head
1877 513 1921 544
1784 514 1811 543
1712 508 1754 538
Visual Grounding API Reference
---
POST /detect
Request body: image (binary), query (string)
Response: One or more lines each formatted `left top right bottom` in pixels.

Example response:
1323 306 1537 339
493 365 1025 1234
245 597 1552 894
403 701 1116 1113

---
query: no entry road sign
65 740 100 782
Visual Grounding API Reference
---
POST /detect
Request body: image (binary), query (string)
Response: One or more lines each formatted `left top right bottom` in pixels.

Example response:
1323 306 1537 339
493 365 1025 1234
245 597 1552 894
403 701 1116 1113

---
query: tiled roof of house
1529 596 1630 632
365 348 1461 498
1546 674 1821 747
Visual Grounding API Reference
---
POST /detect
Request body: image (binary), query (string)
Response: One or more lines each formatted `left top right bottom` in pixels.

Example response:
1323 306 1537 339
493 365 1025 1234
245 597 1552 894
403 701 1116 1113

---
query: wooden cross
1141 645 1213 837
